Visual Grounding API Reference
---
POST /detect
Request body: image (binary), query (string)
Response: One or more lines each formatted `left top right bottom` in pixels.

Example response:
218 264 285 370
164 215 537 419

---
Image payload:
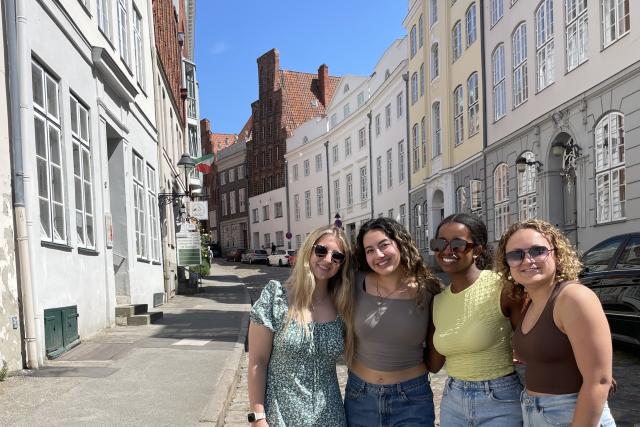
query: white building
6 0 163 363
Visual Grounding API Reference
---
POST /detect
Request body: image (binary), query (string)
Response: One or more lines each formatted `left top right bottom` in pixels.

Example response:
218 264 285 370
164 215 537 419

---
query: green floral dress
250 280 347 427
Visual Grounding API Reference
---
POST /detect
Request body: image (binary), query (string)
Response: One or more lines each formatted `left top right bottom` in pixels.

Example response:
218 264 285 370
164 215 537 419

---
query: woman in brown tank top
495 220 615 427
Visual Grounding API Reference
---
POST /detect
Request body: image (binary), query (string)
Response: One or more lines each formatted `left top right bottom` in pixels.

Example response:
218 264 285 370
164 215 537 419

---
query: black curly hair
435 213 493 270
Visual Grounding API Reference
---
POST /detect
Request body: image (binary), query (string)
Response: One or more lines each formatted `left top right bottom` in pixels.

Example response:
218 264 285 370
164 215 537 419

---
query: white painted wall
248 188 288 250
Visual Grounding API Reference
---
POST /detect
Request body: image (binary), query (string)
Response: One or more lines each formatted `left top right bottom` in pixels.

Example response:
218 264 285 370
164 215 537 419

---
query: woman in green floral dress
247 225 354 427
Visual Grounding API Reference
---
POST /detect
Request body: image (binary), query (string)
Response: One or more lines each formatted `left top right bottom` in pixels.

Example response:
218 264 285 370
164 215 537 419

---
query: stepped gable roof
210 133 237 154
238 116 253 142
279 70 339 136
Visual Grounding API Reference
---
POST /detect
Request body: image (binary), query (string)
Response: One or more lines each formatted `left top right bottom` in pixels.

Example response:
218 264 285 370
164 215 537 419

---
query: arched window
414 204 423 248
411 72 419 104
452 21 463 61
517 151 537 220
494 163 510 237
535 0 554 91
466 3 477 46
412 124 420 172
595 112 626 223
453 85 464 145
422 201 429 245
431 43 439 80
492 44 506 120
467 72 479 136
512 23 528 107
410 25 417 58
457 186 467 213
432 102 441 157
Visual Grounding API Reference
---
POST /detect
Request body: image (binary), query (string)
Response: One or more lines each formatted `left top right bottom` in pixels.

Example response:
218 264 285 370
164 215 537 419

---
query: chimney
318 64 329 106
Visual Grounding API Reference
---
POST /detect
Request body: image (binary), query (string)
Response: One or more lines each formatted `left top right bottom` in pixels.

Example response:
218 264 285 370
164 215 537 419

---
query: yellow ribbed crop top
432 270 514 381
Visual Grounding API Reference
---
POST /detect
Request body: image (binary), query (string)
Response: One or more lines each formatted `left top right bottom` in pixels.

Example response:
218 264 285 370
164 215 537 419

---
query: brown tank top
512 281 583 394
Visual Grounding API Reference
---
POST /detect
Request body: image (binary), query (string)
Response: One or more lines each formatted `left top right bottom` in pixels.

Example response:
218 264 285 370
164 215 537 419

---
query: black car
580 233 640 346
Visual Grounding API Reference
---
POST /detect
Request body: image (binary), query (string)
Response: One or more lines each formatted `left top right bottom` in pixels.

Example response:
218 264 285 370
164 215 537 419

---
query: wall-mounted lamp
552 139 582 176
158 153 195 206
516 156 543 173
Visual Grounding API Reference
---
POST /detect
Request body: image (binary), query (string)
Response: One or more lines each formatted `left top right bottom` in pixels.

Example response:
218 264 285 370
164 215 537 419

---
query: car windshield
256 250 267 255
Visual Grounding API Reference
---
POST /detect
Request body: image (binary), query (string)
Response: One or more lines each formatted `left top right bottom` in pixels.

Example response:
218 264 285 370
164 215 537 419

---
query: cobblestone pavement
212 260 640 427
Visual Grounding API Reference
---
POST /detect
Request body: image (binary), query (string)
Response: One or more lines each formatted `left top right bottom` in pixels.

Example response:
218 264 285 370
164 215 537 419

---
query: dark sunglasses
505 246 554 267
430 238 475 253
313 244 346 264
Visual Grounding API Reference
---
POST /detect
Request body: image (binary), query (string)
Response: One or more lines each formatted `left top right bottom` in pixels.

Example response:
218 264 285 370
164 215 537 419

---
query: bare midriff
350 359 428 385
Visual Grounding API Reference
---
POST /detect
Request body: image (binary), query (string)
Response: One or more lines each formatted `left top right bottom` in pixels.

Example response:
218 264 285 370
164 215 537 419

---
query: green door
44 306 80 358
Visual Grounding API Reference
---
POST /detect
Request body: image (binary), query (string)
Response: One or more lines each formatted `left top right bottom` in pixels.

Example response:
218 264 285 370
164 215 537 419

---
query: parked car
267 250 296 267
579 233 640 346
242 249 269 264
225 248 245 262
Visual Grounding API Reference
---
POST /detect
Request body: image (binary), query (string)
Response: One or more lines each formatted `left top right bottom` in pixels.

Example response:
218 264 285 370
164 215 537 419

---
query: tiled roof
238 116 253 142
210 133 237 154
280 70 340 136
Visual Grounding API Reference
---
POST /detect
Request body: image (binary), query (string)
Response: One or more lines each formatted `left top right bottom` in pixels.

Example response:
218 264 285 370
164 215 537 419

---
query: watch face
247 413 256 422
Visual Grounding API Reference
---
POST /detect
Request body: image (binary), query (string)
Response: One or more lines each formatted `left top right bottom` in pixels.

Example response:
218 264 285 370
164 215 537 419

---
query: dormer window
343 84 350 93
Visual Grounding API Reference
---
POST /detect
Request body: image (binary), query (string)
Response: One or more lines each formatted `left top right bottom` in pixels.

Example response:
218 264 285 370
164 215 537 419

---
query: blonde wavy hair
284 225 355 359
495 219 583 299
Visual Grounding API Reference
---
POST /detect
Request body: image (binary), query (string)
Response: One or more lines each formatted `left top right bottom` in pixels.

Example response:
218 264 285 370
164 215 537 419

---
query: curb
199 281 251 425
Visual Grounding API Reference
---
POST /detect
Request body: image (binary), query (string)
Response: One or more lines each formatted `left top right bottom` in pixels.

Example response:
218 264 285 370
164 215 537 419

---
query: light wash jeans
440 372 523 426
344 371 435 427
521 390 616 426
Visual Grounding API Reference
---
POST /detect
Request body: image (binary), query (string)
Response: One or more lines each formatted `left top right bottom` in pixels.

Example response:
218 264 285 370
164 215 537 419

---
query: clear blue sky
195 1 408 135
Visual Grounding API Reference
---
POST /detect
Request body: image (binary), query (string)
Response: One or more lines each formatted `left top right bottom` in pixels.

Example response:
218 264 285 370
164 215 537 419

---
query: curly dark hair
356 217 442 306
495 219 583 300
435 213 494 270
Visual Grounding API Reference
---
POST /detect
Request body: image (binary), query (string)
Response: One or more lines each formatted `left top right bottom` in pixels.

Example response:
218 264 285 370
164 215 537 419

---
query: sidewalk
0 277 251 427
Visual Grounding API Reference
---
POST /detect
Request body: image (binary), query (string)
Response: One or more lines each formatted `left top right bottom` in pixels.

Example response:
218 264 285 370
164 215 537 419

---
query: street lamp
515 156 544 173
158 153 196 206
334 212 342 229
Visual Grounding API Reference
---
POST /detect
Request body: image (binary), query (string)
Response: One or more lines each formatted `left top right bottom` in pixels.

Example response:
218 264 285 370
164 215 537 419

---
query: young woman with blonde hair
247 225 354 427
496 219 615 426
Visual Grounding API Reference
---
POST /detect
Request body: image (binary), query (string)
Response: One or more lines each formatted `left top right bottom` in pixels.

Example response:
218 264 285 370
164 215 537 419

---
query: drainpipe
479 0 490 225
324 141 331 223
366 111 374 219
5 0 40 368
283 159 291 249
402 72 411 210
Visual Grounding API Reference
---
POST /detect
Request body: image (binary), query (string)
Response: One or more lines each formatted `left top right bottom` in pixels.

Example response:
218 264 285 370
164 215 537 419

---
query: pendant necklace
375 277 406 306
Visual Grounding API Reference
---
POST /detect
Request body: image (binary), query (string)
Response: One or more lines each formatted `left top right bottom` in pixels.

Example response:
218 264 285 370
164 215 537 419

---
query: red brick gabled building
247 49 340 198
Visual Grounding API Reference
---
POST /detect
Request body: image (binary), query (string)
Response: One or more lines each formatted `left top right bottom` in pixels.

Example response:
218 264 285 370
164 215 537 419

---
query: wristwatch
247 412 266 423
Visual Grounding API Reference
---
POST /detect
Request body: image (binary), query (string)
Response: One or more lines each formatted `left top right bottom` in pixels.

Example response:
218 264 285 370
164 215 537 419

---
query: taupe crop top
353 273 431 371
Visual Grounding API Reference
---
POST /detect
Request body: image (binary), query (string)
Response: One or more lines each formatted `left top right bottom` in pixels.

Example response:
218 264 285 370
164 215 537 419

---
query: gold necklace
375 277 406 306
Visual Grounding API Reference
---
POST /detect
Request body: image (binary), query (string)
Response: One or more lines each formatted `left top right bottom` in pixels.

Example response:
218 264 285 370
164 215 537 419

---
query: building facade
217 141 249 252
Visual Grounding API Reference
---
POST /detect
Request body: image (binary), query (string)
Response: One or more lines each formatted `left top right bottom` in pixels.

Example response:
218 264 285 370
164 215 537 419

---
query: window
276 231 284 247
517 152 538 220
412 124 420 172
471 180 483 216
453 85 464 145
274 201 283 218
398 141 405 183
228 168 235 183
388 209 394 219
414 204 423 248
466 3 477 46
457 186 468 213
357 91 365 107
430 0 438 25
493 44 507 120
345 137 352 157
582 236 626 271
305 191 311 218
334 179 341 210
385 104 392 128
220 171 226 186
132 8 145 88
431 43 439 79
602 0 630 47
595 112 626 223
452 21 462 61
332 145 339 163
344 103 351 118
410 25 417 58
304 159 310 176
330 113 337 127
264 233 271 248
132 153 146 257
396 92 403 118
346 173 353 206
295 234 302 249
615 236 640 270
33 62 66 243
146 166 160 259
225 190 234 216
494 163 510 237
565 0 588 71
419 14 424 47
375 114 381 136
70 95 94 249
239 188 246 212
360 166 368 201
315 153 322 171
292 163 299 180
467 73 479 136
491 0 503 26
262 204 270 221
294 194 300 221
512 23 528 107
238 165 245 179
421 117 427 165
432 102 441 157
411 73 418 105
536 0 554 91
376 156 382 194
419 64 425 97
97 0 112 39
252 208 258 223
359 128 366 149
400 204 407 227
117 0 130 65
317 187 324 215
386 149 393 188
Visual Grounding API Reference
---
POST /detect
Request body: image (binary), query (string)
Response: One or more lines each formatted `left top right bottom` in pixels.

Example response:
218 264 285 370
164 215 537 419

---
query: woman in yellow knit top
427 213 525 426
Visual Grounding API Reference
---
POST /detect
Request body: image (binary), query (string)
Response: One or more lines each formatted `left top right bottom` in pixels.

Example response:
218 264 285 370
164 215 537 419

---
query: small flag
194 153 214 174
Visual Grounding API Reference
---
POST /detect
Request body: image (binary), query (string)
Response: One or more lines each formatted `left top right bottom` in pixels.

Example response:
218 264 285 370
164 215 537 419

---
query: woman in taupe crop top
496 220 615 427
342 217 442 427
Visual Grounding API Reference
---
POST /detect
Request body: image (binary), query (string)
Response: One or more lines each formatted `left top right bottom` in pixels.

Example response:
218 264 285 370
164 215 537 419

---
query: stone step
115 304 149 317
118 311 163 326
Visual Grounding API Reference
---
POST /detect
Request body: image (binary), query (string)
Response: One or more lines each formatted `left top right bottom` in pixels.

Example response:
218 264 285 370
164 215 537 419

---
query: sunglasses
505 246 554 267
430 238 475 253
313 244 346 264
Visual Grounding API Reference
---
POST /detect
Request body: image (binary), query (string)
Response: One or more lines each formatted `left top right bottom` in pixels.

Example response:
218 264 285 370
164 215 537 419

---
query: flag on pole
194 153 214 174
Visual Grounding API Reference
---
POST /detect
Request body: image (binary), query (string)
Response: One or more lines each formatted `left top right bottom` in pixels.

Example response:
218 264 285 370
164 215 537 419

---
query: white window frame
421 116 427 165
386 149 393 188
410 25 417 57
566 0 588 72
419 64 425 97
146 164 160 261
457 186 467 213
239 188 246 212
494 163 510 237
70 95 94 250
229 190 236 215
276 231 284 247
602 0 630 48
412 124 420 172
359 127 366 149
133 6 145 88
133 153 147 258
400 204 406 227
385 104 392 128
332 145 339 163
304 190 312 218
262 204 270 221
294 194 300 221
292 163 299 180
471 180 483 216
453 85 464 145
452 21 463 61
432 102 441 157
344 103 351 118
376 156 382 194
345 137 352 157
467 73 479 136
512 23 529 108
303 159 310 176
375 114 381 136
491 0 503 26
536 0 555 91
595 112 626 223
430 0 438 26
397 92 404 118
411 73 418 105
317 187 324 215
97 0 112 40
117 0 130 65
346 173 354 206
419 14 424 48
359 166 368 201
431 43 439 80
493 44 507 120
315 153 322 172
517 152 538 220
398 141 405 183
275 201 283 218
466 3 477 47
333 179 341 210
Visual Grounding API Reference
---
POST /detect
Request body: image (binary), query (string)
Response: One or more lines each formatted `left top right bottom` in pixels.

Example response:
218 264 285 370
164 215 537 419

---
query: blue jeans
344 371 435 427
521 391 616 426
440 372 523 426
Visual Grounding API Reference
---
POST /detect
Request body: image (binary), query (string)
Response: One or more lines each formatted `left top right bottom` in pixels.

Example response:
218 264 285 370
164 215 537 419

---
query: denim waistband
521 390 579 408
347 370 430 395
447 372 520 392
